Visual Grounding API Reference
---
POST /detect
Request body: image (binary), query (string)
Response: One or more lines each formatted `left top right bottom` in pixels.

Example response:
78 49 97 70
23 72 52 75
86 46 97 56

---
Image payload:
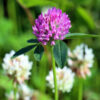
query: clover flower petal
2 50 33 83
6 83 33 100
67 44 94 78
32 7 71 45
46 66 75 93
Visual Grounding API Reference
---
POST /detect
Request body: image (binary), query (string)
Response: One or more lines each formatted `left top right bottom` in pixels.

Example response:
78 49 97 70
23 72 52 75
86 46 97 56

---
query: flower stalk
14 83 17 100
51 47 58 100
78 78 83 100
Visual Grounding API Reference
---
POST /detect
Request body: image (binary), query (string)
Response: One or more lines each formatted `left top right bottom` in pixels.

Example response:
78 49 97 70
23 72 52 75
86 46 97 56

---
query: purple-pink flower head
32 7 71 45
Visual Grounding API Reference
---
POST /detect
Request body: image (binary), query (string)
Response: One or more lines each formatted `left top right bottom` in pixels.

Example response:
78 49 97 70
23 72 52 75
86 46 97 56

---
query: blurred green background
0 0 100 100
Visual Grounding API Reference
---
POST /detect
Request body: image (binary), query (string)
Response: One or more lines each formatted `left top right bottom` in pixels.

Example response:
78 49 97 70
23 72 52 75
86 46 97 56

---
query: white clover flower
46 66 75 93
73 44 84 60
67 44 94 78
6 83 33 100
18 83 33 100
2 50 33 83
6 91 19 100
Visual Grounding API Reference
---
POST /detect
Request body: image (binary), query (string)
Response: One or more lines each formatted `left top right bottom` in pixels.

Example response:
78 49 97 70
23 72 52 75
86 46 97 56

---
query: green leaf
65 33 100 39
27 39 39 43
13 45 36 58
34 44 44 61
18 0 58 8
53 40 67 68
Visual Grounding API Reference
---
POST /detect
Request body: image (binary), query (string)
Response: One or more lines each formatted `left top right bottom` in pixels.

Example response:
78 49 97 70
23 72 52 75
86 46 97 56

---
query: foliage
53 41 68 68
0 0 100 99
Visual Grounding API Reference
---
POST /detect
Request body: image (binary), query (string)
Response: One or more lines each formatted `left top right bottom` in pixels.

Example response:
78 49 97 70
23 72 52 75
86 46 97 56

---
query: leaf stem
51 47 58 100
78 78 83 100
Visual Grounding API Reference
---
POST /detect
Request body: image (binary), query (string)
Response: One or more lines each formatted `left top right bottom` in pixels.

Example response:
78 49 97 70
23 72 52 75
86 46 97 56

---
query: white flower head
6 91 19 100
2 50 33 83
46 66 75 93
67 44 94 78
18 83 34 100
6 83 33 100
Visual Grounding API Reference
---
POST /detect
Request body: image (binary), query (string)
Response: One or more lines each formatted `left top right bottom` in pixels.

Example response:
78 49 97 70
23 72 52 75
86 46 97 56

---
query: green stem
78 78 83 100
51 47 58 100
14 83 17 100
